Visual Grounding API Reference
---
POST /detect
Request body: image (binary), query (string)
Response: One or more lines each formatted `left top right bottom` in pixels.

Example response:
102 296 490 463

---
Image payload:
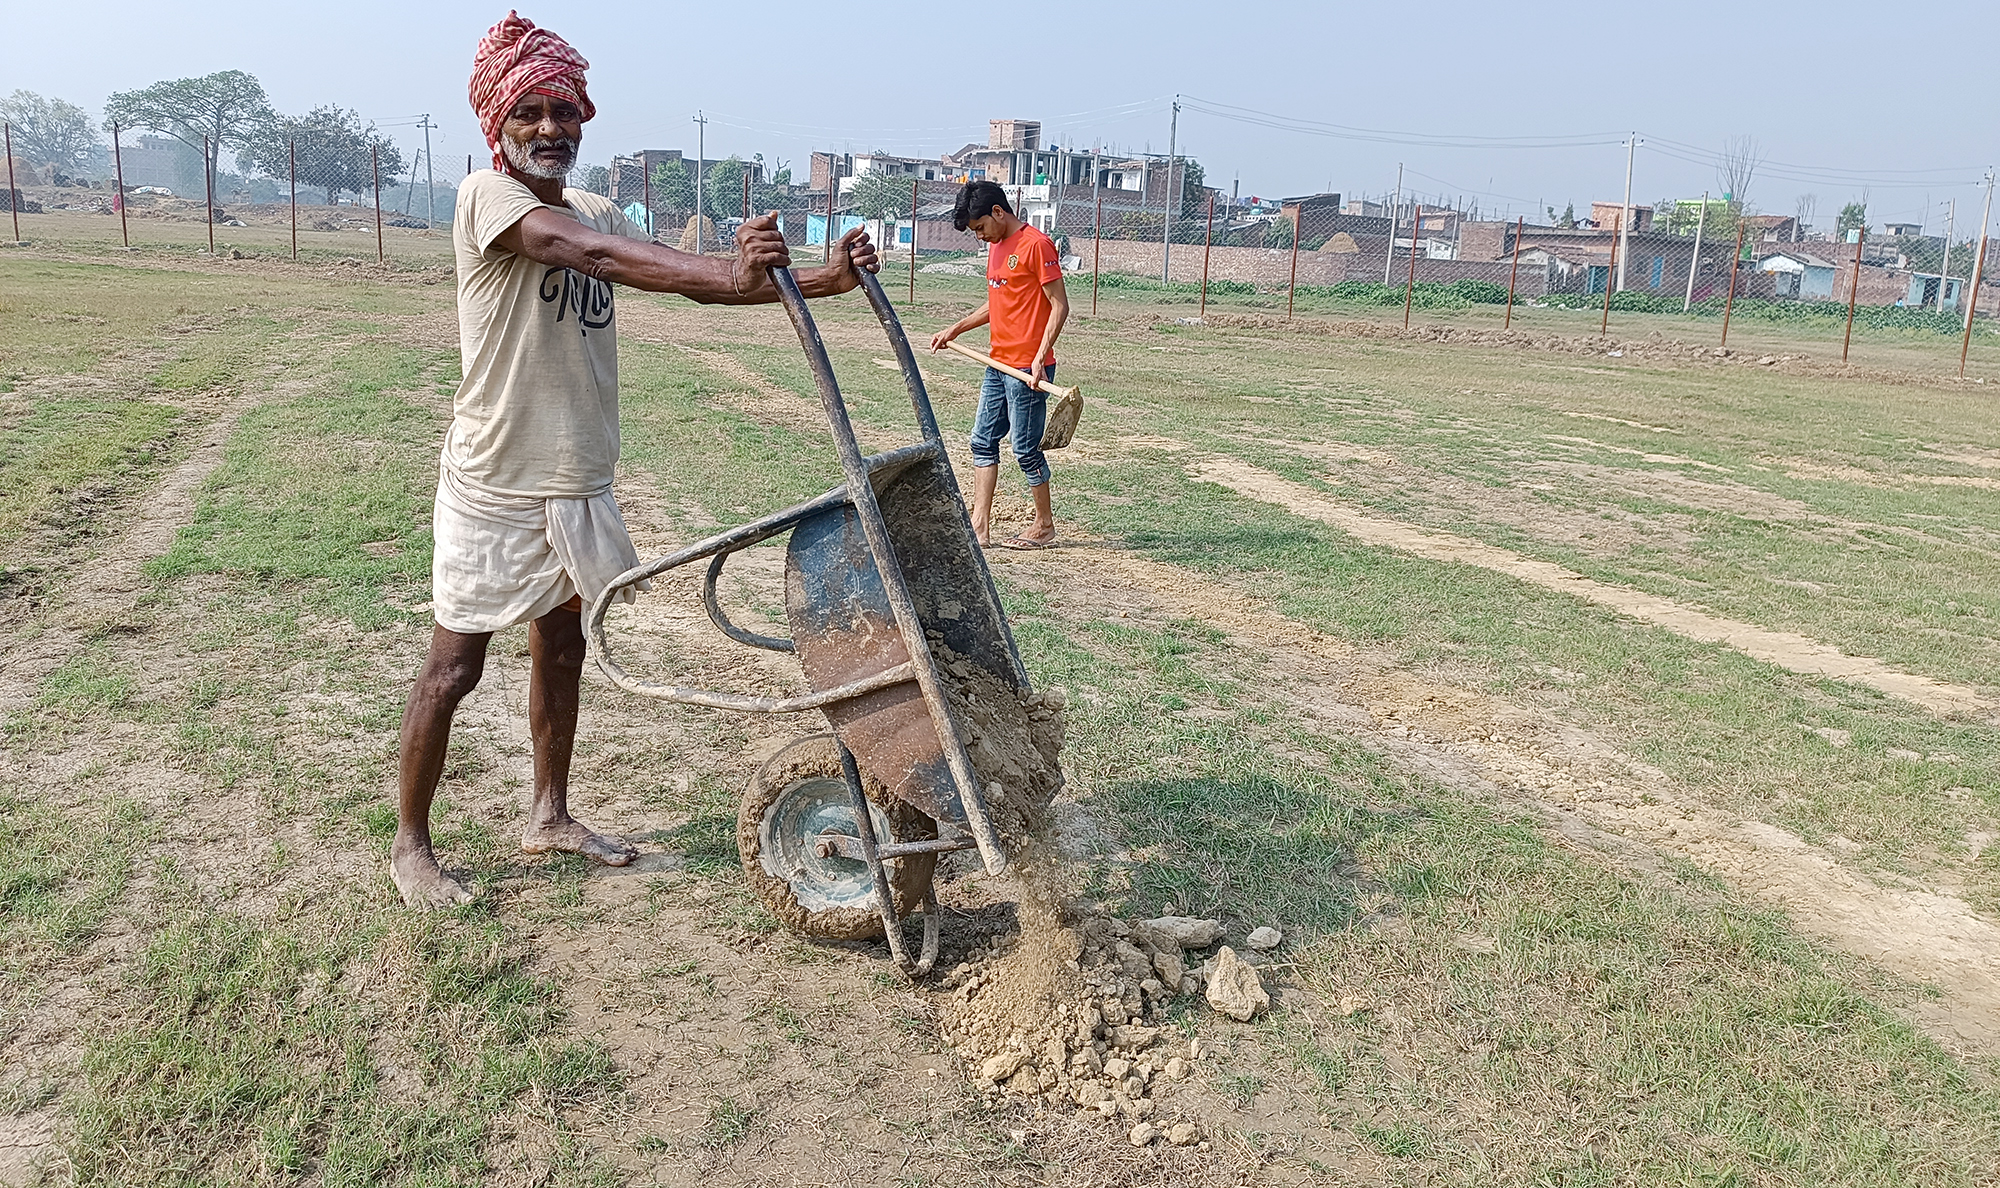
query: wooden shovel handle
939 339 1080 400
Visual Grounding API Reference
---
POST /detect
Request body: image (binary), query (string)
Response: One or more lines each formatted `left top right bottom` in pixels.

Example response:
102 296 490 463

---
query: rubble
1245 925 1283 951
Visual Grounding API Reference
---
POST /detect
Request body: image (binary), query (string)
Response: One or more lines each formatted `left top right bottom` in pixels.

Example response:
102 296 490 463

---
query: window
1650 255 1664 287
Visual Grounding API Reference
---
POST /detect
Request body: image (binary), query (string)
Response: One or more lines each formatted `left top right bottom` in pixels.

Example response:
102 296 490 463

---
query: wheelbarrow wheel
739 733 938 941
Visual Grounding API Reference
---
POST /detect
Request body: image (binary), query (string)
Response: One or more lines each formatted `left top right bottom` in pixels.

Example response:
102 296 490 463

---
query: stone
1004 1067 1041 1095
1165 1057 1188 1080
1075 1082 1110 1106
980 1052 1029 1083
1205 946 1270 1021
1168 1122 1199 1146
1102 1056 1132 1079
1141 916 1225 949
1110 1025 1160 1050
1151 947 1186 985
1113 940 1154 981
1245 926 1283 951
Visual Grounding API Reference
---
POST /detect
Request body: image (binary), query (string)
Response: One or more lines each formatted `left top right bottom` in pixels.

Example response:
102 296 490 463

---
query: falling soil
929 636 1067 849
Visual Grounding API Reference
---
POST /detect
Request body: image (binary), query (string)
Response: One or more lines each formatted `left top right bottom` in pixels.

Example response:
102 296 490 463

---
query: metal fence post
289 138 297 259
1286 206 1301 320
203 135 214 254
1091 180 1103 317
909 175 918 305
1721 221 1746 346
111 122 130 247
1198 190 1215 317
1841 227 1866 363
4 123 18 244
1403 206 1421 328
1600 214 1621 337
372 144 384 264
1503 215 1523 329
1959 233 1987 376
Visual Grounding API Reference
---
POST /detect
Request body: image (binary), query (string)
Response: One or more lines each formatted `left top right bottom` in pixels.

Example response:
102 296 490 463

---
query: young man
929 180 1070 549
390 12 878 908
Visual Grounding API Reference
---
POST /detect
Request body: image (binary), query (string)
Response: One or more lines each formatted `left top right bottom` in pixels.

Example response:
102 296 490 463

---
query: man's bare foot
521 819 638 865
389 843 474 909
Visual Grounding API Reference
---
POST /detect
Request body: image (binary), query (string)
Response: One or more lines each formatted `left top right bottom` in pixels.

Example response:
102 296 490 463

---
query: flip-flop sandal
999 534 1058 551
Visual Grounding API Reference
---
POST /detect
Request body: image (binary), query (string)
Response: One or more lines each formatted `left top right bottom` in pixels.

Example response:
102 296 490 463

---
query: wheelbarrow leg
836 740 914 971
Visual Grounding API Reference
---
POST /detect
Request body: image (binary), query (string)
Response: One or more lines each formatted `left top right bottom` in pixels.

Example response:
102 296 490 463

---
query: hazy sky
8 0 1998 233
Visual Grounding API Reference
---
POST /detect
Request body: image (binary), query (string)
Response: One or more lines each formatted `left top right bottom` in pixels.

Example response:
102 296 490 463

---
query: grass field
3 210 1999 1187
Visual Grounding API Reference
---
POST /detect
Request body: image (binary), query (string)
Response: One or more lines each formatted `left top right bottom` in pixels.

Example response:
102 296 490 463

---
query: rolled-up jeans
969 365 1052 487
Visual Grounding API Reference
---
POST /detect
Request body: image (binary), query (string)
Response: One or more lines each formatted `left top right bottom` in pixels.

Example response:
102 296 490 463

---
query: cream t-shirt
448 170 652 498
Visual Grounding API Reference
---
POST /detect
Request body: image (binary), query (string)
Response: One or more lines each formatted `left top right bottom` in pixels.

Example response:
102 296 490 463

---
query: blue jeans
970 365 1052 487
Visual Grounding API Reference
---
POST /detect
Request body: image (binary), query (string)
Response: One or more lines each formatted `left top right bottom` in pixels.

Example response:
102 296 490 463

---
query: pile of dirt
931 637 1066 849
937 900 1242 1149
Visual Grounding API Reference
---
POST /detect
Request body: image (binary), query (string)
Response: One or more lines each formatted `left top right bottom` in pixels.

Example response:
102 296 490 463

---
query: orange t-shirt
984 223 1063 369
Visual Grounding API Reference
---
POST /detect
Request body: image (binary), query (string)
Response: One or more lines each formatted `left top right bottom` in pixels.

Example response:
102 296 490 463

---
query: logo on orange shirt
1007 253 1019 270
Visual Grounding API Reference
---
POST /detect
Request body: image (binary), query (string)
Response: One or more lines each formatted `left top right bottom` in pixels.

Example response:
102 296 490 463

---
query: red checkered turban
468 11 595 171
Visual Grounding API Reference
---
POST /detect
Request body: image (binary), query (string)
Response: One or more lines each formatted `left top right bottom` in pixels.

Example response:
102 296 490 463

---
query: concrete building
1757 249 1839 299
609 150 682 206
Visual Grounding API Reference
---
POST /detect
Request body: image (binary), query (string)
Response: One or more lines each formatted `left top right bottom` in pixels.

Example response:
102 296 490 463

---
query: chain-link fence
5 81 1997 369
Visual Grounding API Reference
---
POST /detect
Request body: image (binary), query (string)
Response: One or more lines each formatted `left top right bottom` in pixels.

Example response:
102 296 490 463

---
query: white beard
502 136 576 181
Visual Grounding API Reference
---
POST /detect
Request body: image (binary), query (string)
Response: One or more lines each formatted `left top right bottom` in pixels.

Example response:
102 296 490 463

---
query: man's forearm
519 221 849 304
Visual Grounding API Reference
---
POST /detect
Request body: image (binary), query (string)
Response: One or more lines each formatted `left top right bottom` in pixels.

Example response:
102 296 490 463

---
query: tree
239 107 404 205
576 164 610 196
1548 202 1576 229
0 91 102 180
649 159 694 218
1263 212 1295 249
846 170 915 220
1716 134 1761 206
103 71 271 179
1836 201 1868 240
1793 193 1816 242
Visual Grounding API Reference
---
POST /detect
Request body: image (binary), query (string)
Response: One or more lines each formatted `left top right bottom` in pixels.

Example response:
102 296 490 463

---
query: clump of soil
936 892 1227 1149
929 637 1065 849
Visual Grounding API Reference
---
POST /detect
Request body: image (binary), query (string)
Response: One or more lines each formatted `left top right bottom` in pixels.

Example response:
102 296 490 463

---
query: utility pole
1617 132 1640 291
1938 198 1956 314
1968 170 1994 334
1683 191 1708 313
1162 96 1179 283
419 114 437 229
693 110 708 252
1383 163 1403 285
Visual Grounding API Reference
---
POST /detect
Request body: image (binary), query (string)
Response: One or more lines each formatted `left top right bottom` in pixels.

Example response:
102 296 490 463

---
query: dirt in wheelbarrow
929 636 1067 850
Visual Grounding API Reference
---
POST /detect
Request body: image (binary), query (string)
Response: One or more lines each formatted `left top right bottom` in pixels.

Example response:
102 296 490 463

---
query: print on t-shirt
540 265 614 332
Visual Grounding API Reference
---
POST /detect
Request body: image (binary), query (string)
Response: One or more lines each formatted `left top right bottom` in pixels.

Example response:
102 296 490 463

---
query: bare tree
1717 135 1762 207
1793 193 1816 242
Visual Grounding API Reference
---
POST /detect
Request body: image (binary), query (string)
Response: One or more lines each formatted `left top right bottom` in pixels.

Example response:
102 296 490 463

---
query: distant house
1589 201 1652 232
1882 221 1924 237
1758 249 1838 299
1743 214 1799 243
1903 272 1964 310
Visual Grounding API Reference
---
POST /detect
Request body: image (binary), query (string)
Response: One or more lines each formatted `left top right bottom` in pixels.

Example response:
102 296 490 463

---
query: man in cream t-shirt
392 11 878 908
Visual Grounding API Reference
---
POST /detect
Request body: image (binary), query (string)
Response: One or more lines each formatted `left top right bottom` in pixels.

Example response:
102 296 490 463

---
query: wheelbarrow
585 265 1039 976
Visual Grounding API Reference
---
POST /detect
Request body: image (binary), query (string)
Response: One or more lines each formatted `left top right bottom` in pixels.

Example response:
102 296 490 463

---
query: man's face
967 207 1009 243
500 93 583 180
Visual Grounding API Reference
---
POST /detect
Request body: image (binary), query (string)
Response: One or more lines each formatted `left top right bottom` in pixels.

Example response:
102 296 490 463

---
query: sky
7 0 1999 235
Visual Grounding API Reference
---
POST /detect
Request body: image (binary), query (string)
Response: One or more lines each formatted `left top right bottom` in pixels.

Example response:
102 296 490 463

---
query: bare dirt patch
988 542 2000 1056
1193 456 2000 721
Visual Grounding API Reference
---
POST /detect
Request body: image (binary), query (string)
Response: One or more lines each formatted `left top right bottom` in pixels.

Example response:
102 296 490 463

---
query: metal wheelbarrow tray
586 267 1052 976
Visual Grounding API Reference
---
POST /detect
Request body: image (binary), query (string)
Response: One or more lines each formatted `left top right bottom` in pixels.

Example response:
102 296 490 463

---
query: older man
391 11 877 908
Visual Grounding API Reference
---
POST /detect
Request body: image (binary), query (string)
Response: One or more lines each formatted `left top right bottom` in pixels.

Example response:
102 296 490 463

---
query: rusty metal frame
585 264 1021 972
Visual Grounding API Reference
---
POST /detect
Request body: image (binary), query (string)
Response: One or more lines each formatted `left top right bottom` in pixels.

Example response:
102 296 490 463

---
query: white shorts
430 465 644 635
